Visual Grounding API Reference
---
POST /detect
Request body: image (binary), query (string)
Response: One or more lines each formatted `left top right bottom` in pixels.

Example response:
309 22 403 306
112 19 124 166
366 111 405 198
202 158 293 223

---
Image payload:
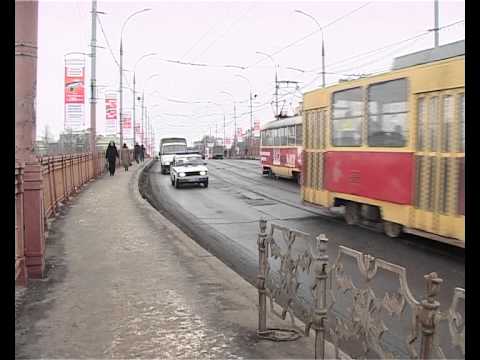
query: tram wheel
384 221 403 238
344 202 361 225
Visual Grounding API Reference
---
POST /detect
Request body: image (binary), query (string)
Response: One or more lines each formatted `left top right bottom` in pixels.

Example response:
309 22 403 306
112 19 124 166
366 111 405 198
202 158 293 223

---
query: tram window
429 97 439 151
442 95 454 152
417 98 425 151
332 87 363 146
273 128 280 146
277 127 285 146
367 79 408 147
296 124 303 145
459 94 464 152
288 126 296 145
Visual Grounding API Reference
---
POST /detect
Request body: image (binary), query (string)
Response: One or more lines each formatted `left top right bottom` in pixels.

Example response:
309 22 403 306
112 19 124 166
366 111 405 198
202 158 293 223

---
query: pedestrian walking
121 143 130 171
105 141 119 176
140 144 145 162
134 143 141 164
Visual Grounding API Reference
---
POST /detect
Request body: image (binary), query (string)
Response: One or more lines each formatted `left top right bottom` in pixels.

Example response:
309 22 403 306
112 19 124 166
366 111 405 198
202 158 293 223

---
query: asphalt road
142 158 464 358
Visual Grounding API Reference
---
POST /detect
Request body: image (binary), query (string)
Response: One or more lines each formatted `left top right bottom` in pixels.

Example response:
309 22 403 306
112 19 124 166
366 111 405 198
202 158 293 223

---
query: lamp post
141 73 162 146
132 53 157 147
235 74 257 157
256 51 279 118
220 91 237 156
119 8 151 158
295 9 325 87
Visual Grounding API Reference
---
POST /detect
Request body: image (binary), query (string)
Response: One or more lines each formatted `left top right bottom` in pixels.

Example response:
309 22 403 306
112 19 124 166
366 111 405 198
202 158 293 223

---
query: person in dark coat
134 143 141 164
140 144 145 162
105 141 119 176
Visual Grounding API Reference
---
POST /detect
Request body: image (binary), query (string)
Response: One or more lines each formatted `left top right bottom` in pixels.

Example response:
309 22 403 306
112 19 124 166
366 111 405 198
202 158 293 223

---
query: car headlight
200 171 207 176
179 172 186 177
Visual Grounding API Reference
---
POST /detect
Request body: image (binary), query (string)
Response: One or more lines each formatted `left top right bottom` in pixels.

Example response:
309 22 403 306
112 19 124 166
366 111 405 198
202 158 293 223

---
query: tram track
208 160 301 195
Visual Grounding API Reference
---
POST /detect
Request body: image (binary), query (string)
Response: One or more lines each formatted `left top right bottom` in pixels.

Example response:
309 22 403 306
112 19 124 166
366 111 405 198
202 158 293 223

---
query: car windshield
175 157 204 166
163 144 186 154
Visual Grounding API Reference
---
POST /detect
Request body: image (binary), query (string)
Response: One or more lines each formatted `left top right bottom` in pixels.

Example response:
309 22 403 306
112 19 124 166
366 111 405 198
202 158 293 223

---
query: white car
170 154 209 188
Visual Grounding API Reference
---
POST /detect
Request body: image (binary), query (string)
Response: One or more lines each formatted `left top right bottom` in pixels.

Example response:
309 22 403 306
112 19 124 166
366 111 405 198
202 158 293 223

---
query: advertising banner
122 112 133 145
122 112 132 129
105 92 117 135
64 57 85 131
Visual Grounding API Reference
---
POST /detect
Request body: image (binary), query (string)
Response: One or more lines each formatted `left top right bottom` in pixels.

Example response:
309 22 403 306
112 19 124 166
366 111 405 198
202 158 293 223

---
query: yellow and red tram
302 50 464 247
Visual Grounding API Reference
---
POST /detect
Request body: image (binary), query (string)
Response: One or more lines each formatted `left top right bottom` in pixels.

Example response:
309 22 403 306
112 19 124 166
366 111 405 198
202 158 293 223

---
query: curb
135 160 351 360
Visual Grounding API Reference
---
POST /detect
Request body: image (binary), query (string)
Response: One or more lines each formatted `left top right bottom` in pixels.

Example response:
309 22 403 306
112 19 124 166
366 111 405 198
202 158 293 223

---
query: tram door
413 90 464 239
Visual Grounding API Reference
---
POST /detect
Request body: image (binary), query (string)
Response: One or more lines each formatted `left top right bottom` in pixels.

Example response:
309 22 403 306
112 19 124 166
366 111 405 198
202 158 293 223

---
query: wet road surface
144 159 464 312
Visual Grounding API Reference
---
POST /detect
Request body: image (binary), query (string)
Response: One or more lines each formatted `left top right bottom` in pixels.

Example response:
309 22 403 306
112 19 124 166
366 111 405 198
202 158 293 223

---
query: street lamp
235 74 257 157
119 7 151 158
207 102 226 148
295 9 326 88
132 52 157 147
141 73 163 146
220 91 237 157
256 51 279 118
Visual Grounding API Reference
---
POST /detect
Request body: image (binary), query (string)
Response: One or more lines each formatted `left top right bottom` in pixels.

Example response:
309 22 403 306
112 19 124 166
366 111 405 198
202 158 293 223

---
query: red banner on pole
122 113 132 129
105 92 117 135
64 57 85 131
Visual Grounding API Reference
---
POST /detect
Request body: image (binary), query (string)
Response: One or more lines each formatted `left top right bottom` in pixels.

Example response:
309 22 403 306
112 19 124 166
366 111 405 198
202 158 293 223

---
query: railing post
15 163 27 285
23 161 45 278
51 157 58 213
312 234 329 360
419 272 443 359
62 155 67 200
257 218 268 334
47 158 56 218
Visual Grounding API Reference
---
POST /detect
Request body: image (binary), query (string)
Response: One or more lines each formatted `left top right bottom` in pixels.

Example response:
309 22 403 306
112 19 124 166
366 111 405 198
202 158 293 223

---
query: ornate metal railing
256 219 465 359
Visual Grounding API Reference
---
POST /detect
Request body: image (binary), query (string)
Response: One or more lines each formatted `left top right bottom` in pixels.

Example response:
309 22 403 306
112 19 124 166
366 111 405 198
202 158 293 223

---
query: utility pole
434 0 439 47
249 91 253 156
133 73 136 146
234 102 237 156
141 90 145 145
275 71 279 118
89 0 97 170
119 41 124 156
223 114 226 151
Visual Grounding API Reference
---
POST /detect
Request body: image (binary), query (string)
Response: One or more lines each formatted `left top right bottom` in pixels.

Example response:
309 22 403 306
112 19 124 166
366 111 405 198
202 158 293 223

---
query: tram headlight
179 172 186 177
200 171 207 176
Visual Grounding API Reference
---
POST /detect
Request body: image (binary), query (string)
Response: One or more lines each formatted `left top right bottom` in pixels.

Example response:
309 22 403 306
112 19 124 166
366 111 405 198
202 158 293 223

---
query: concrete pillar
16 0 45 278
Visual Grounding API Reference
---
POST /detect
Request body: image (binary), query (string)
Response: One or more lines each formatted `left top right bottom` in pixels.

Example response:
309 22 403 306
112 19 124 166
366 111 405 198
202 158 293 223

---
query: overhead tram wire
331 34 431 75
244 2 371 70
180 15 225 61
191 2 256 62
97 15 120 68
302 19 464 74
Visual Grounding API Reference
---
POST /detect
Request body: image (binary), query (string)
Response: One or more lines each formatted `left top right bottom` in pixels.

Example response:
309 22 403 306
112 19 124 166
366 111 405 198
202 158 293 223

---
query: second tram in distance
260 115 303 184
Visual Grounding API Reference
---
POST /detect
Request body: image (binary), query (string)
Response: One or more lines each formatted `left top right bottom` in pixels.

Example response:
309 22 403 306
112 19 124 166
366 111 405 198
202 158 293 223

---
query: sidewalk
15 161 325 359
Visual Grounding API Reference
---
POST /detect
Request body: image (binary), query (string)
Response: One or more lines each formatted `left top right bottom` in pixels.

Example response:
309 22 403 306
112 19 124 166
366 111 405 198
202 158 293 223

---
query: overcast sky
37 0 465 148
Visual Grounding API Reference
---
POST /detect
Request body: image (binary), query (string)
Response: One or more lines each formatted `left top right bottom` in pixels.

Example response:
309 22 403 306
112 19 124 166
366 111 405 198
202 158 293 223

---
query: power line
331 33 430 74
180 16 226 61
244 2 371 70
191 2 256 62
97 15 120 69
